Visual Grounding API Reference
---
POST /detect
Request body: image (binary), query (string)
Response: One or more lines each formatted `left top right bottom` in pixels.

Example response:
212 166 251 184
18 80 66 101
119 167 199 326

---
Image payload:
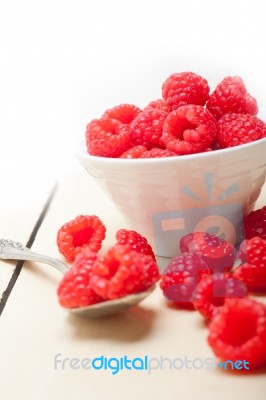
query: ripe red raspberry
140 148 176 158
86 117 131 157
57 250 103 308
206 76 258 119
193 273 247 320
115 229 155 260
144 99 171 114
234 263 266 292
89 245 160 300
208 298 266 369
244 205 266 240
180 232 235 273
162 72 210 111
217 113 266 148
130 108 168 149
234 237 266 291
162 105 217 155
160 252 210 309
57 215 106 262
103 103 141 124
238 236 266 264
120 145 147 159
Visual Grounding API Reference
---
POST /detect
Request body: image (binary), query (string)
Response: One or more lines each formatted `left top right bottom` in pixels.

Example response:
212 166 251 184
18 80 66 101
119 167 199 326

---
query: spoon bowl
0 239 155 317
67 286 155 318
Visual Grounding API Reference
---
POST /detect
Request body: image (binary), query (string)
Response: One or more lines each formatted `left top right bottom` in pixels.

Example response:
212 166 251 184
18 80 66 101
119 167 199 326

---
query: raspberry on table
89 245 160 300
115 229 155 260
217 113 266 148
238 236 266 265
120 145 147 159
206 76 258 119
180 232 235 273
103 103 142 124
160 252 210 309
234 263 266 292
57 215 106 262
162 105 217 155
234 237 266 291
86 117 131 157
130 108 168 149
244 205 266 240
162 71 210 111
193 273 247 320
208 298 266 369
57 250 103 308
140 148 177 158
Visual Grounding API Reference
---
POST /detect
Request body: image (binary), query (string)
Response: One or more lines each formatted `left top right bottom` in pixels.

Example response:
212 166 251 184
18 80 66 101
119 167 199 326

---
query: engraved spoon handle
0 239 69 274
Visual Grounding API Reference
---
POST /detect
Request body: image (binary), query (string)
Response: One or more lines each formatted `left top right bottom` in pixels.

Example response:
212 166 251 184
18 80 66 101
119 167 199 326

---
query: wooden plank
0 175 56 312
0 170 265 400
0 185 56 315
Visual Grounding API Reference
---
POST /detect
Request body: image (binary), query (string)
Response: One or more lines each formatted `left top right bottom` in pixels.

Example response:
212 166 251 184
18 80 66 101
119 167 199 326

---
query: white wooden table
0 166 265 400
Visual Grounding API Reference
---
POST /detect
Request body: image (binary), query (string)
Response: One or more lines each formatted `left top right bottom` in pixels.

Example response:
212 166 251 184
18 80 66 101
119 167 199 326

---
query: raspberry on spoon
57 215 106 262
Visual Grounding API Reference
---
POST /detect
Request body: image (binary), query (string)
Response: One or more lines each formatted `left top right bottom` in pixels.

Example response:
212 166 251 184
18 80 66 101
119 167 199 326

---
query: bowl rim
75 136 266 166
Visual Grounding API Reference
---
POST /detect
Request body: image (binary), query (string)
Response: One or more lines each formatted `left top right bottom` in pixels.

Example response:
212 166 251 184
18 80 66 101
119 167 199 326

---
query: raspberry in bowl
75 72 266 258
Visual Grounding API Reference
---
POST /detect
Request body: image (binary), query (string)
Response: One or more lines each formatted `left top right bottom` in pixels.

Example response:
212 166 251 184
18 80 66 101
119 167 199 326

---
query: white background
0 0 266 202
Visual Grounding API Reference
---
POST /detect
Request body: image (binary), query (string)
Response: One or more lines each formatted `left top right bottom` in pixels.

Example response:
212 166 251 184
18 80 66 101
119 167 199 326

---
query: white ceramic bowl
76 137 266 257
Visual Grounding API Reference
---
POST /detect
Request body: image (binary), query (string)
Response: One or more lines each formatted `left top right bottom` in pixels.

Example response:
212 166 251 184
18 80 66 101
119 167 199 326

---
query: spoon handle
0 239 68 274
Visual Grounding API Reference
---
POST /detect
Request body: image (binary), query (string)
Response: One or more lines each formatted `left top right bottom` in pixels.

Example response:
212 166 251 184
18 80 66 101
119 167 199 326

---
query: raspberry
86 117 131 157
57 250 103 308
57 215 106 262
162 105 217 155
206 76 258 119
193 273 247 320
217 113 266 148
234 237 266 291
208 298 266 369
140 148 176 158
160 252 210 308
115 229 155 260
120 145 147 159
144 99 171 114
103 103 141 124
180 232 235 272
244 206 266 240
238 236 266 266
89 245 160 299
162 72 210 111
234 263 266 292
130 108 168 149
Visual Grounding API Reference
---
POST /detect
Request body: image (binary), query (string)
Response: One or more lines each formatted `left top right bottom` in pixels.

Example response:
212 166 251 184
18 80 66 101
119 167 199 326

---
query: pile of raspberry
159 204 266 370
56 215 159 308
55 205 266 370
85 72 266 158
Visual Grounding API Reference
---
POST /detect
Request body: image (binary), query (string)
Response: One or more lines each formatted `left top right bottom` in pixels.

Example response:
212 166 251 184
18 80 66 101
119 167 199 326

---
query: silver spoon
0 239 155 317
